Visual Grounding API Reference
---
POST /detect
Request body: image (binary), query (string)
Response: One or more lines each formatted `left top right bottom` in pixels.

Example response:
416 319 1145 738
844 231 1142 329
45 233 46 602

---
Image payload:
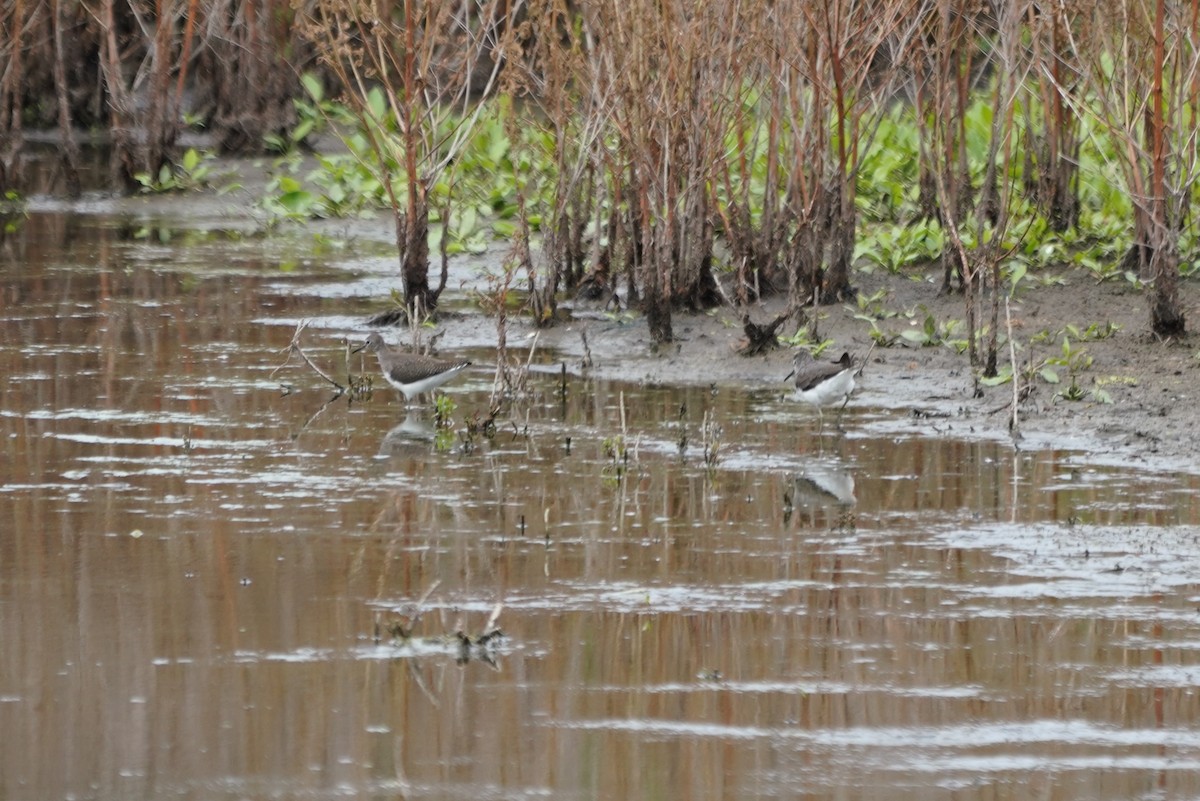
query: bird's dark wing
384 356 470 384
794 362 846 392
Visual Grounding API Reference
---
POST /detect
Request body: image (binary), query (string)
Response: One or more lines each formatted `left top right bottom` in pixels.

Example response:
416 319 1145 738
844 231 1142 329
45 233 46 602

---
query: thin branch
270 320 346 393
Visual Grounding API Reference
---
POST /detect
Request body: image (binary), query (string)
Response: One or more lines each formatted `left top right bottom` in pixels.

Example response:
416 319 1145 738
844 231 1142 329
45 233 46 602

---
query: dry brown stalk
271 320 346 393
297 0 519 316
1052 0 1191 336
579 0 743 342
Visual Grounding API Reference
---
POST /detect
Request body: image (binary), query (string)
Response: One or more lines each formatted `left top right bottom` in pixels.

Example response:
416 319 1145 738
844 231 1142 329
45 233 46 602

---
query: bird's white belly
388 366 468 399
796 370 855 407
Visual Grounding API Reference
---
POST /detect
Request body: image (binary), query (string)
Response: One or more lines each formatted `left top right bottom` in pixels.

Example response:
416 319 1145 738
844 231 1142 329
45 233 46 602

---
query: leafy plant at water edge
855 220 945 274
846 288 898 322
1043 335 1094 401
258 97 553 250
1030 321 1121 346
263 73 352 155
850 290 904 347
780 328 834 354
899 309 964 349
984 331 1109 403
854 105 921 221
135 148 227 193
866 321 901 347
0 190 27 233
1063 321 1120 342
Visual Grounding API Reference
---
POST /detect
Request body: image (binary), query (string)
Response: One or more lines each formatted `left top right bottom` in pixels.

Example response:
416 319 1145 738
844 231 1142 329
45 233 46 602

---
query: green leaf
324 184 346 205
1040 368 1060 384
182 148 201 173
301 72 324 103
487 132 511 163
491 220 517 238
291 118 315 143
1007 262 1027 296
367 87 387 122
347 133 370 156
458 207 478 237
278 190 316 213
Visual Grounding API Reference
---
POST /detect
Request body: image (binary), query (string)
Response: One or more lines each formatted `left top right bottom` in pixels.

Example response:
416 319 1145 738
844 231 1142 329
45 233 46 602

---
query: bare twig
854 341 877 378
1005 295 1019 437
270 320 346 393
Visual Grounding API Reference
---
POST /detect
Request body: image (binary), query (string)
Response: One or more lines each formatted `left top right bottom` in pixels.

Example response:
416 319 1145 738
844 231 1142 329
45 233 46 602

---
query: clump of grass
376 582 505 666
433 394 456 428
458 406 500 453
601 391 636 482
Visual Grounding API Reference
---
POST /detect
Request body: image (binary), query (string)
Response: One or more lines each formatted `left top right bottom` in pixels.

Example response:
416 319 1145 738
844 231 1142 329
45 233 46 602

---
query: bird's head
785 349 816 381
352 332 387 354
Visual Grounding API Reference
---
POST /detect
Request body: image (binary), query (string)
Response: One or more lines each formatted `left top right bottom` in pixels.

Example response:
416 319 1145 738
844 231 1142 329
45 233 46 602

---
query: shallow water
3 210 1200 800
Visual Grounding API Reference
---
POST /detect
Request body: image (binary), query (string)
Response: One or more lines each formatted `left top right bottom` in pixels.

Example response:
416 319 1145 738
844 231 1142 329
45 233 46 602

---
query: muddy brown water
3 210 1200 800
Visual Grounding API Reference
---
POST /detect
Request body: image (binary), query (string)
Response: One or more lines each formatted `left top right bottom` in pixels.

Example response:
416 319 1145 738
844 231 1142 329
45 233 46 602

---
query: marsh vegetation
1 0 1196 358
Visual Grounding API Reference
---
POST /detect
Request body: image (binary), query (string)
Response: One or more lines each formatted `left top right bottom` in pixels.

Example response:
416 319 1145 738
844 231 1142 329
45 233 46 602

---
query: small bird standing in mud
785 350 856 427
353 332 471 404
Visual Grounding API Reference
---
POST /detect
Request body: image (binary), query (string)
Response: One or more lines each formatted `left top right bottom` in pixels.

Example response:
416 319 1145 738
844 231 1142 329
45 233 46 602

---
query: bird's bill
351 340 368 354
784 370 795 382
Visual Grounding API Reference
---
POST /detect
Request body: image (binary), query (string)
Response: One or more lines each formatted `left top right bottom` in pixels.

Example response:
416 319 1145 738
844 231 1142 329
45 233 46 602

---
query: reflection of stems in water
270 320 347 394
509 406 531 441
675 402 689 456
580 327 594 369
376 599 504 669
453 603 505 667
374 583 505 669
374 579 442 641
701 410 722 468
405 661 441 707
291 391 343 439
